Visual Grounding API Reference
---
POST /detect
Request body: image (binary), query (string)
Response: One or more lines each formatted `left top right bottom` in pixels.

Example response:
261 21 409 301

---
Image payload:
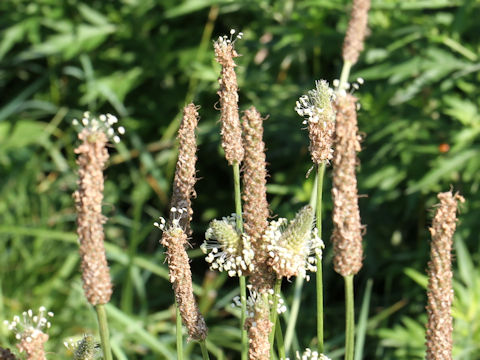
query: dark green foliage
1 0 480 359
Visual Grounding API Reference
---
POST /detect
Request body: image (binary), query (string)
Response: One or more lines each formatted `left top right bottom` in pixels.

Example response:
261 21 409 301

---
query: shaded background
1 0 479 358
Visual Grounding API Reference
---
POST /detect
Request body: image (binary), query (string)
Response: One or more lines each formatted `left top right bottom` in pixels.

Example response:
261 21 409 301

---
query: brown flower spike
161 226 208 341
214 31 244 165
331 95 363 277
241 107 274 360
74 117 114 305
156 104 207 341
241 106 269 250
342 0 371 65
425 191 464 360
170 103 200 235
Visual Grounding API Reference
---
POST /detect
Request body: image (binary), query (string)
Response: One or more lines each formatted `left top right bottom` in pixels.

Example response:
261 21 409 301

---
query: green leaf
407 149 478 193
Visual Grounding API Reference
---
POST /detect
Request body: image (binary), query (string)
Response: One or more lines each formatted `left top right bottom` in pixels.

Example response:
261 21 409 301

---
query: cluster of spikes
231 285 287 317
200 214 255 277
202 206 324 281
72 112 125 143
3 307 53 342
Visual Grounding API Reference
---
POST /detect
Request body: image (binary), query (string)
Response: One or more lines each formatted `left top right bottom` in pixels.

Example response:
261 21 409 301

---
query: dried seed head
4 307 53 360
426 191 464 360
214 30 244 165
295 80 336 164
342 0 371 65
73 119 113 305
170 103 200 235
265 206 324 280
201 214 255 277
331 94 363 277
241 106 269 250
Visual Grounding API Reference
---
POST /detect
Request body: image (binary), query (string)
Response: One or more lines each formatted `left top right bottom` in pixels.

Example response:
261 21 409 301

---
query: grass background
1 0 480 358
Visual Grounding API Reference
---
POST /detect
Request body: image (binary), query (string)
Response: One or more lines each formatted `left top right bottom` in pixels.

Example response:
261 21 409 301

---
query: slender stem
95 304 113 360
200 340 211 360
338 61 353 91
269 278 282 357
316 163 326 354
344 275 355 360
239 275 248 360
233 163 243 231
284 275 304 353
275 318 286 360
176 302 184 360
233 162 248 360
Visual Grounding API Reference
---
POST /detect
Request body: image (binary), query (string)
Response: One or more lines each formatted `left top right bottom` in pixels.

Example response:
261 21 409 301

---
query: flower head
265 206 324 280
201 214 254 277
4 307 53 360
72 112 124 143
295 80 336 164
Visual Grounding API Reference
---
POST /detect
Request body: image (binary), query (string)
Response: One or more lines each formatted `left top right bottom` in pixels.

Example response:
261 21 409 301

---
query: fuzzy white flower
201 214 254 277
265 206 324 281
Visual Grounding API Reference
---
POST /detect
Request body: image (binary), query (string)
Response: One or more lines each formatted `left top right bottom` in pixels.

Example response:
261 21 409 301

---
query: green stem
200 340 211 360
176 302 184 360
239 275 248 360
233 162 248 360
338 61 352 91
269 278 282 357
233 163 243 231
344 275 355 360
95 304 113 360
284 275 304 353
316 163 326 354
275 318 286 360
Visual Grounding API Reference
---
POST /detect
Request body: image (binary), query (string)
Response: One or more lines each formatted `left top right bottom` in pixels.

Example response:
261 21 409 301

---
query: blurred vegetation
1 0 479 359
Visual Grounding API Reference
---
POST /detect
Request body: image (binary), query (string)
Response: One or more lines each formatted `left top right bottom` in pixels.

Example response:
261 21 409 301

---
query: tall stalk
233 162 248 360
200 340 211 360
315 163 326 354
344 276 355 360
95 304 113 360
